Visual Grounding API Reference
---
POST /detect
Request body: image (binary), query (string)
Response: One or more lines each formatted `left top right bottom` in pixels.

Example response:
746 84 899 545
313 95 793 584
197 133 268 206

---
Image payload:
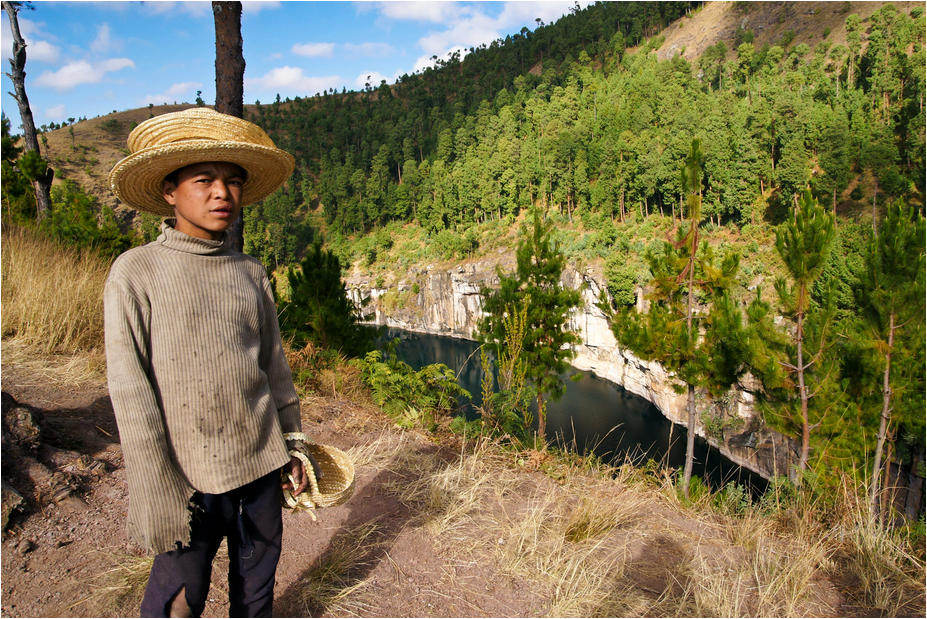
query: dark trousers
140 470 282 618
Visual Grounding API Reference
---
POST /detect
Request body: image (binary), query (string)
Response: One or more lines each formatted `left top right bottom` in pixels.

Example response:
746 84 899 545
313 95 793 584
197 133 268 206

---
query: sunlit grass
2 225 110 355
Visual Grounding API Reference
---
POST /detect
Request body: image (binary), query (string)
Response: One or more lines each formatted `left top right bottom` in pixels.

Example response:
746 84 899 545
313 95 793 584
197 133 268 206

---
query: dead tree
213 1 245 250
3 1 53 220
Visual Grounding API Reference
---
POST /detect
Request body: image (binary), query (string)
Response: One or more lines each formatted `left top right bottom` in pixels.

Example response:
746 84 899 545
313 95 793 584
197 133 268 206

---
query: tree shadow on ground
274 444 448 617
590 533 693 617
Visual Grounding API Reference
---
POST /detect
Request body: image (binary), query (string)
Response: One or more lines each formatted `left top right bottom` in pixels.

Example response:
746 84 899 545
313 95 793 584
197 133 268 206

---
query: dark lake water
381 328 769 494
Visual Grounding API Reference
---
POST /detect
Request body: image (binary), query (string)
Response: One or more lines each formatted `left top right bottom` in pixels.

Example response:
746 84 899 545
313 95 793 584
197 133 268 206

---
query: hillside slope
655 1 919 60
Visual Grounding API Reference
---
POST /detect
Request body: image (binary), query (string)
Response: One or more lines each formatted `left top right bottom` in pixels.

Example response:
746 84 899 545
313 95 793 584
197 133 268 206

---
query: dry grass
397 439 517 541
380 428 925 618
71 552 153 616
285 522 382 617
2 226 110 355
1 337 105 385
828 484 926 616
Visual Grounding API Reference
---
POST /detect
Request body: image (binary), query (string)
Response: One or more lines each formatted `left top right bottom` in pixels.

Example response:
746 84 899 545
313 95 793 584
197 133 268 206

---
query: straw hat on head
109 107 295 216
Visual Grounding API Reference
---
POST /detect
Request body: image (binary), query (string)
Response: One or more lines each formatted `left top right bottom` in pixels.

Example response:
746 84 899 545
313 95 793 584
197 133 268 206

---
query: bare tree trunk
213 1 245 251
881 438 894 522
682 220 698 498
869 311 895 517
536 394 546 447
4 1 52 220
796 301 810 478
683 384 696 496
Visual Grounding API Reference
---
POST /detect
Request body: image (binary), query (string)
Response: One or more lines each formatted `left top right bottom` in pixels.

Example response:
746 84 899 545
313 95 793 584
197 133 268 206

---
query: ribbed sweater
103 221 301 554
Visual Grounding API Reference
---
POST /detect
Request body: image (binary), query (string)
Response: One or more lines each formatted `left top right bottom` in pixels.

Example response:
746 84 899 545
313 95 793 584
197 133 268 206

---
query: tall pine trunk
683 384 696 495
4 1 52 220
796 299 810 477
213 1 246 251
682 211 698 498
536 394 546 447
869 311 895 516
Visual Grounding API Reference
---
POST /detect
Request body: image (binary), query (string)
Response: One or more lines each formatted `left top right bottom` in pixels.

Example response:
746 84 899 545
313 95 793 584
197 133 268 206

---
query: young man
105 108 315 617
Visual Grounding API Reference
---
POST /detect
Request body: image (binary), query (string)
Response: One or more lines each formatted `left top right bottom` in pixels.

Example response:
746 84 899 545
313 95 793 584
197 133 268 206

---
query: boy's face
162 161 245 241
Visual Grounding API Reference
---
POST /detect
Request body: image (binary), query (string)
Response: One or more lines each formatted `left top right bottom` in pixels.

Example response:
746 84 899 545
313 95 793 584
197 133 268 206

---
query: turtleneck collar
156 220 233 256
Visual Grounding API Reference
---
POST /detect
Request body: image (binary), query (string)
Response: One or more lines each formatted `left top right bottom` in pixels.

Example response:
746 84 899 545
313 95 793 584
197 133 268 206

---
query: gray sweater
103 221 300 553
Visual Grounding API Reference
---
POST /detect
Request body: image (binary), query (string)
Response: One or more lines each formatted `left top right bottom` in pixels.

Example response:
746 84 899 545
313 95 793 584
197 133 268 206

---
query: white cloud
45 104 66 121
242 1 281 14
418 11 499 57
100 57 134 73
354 70 391 89
2 16 59 63
291 42 335 57
344 42 395 56
90 23 120 54
141 2 212 18
141 81 203 105
377 1 455 23
34 57 135 91
246 66 341 96
28 40 60 63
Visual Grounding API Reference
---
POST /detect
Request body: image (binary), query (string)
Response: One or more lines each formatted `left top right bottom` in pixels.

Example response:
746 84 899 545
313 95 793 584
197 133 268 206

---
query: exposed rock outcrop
347 260 799 481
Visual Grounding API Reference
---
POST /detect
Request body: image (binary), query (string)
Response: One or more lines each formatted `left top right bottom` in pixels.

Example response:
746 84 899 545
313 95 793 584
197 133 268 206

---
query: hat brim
109 139 295 216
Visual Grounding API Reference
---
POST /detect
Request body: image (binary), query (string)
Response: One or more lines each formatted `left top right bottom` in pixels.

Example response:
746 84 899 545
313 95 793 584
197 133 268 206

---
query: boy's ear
162 180 177 206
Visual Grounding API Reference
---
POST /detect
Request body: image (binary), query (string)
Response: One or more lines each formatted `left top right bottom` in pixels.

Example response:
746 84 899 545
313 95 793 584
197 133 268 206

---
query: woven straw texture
283 443 355 512
109 108 294 215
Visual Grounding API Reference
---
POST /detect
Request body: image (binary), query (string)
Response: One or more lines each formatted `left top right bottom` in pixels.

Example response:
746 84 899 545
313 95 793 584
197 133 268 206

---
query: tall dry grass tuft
495 484 637 616
286 522 381 616
397 438 516 541
827 476 926 616
72 552 153 616
2 226 110 355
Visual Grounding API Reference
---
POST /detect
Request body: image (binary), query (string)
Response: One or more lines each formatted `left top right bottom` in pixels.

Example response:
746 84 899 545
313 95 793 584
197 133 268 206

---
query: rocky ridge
347 259 798 482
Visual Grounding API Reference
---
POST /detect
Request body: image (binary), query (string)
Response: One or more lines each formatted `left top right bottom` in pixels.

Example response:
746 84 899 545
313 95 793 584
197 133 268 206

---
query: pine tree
478 207 580 445
858 201 925 516
607 139 750 497
773 189 836 478
278 242 372 357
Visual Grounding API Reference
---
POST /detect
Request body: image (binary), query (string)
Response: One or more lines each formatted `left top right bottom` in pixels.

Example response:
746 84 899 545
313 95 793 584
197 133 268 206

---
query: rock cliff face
347 260 798 481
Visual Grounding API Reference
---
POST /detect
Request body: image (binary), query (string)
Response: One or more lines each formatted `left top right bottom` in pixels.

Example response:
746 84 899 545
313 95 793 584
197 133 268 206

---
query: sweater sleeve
103 273 195 554
259 276 302 435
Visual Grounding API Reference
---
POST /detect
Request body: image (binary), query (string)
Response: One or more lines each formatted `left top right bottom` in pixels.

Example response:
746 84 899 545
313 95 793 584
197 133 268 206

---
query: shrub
278 242 374 357
603 254 639 307
40 180 136 258
354 347 470 421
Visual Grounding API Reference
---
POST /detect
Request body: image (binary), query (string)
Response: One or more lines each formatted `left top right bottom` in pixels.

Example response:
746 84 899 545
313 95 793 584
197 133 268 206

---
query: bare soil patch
655 1 921 62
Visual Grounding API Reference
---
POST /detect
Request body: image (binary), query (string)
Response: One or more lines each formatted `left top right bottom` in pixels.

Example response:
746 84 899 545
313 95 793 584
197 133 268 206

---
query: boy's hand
282 456 309 495
282 452 323 496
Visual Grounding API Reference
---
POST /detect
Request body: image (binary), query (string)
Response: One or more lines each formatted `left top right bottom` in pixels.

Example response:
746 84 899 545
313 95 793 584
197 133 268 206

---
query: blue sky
1 1 588 128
